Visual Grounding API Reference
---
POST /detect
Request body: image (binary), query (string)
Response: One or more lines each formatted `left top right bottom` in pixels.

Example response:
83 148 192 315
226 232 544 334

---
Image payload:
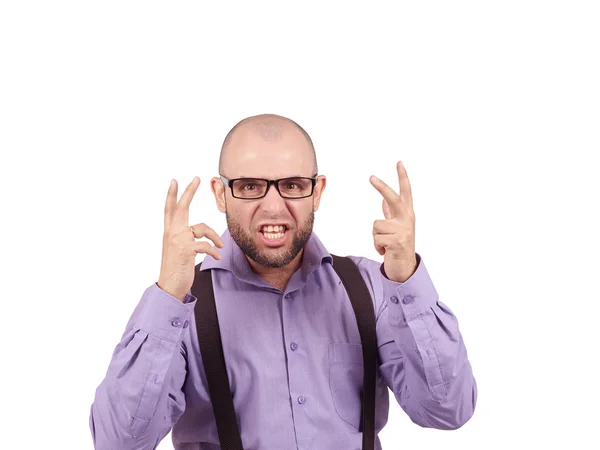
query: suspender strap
331 254 377 450
192 265 244 450
192 255 377 450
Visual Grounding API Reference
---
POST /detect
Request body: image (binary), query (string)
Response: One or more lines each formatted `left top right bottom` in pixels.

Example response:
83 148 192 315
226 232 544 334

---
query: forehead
223 123 314 178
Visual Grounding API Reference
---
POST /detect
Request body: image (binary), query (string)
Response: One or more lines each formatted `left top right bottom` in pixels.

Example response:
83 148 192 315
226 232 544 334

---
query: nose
260 181 288 213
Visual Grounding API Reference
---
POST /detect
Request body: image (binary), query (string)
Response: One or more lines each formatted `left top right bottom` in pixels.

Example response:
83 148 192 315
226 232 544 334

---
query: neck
245 248 304 291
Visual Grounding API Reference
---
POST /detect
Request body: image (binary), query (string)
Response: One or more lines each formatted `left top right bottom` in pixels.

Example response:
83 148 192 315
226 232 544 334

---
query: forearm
90 284 195 449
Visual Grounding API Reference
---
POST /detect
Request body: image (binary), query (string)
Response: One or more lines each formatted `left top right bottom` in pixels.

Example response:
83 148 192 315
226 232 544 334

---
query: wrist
156 281 186 302
382 255 419 283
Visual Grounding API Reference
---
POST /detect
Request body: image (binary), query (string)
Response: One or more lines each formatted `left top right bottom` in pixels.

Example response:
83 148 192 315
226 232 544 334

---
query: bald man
90 114 477 450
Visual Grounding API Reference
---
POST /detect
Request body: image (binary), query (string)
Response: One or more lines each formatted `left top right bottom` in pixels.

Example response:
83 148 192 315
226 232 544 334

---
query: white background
1 1 599 449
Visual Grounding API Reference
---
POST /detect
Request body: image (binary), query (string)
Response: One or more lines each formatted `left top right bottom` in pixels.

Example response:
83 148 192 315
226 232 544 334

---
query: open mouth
259 224 289 244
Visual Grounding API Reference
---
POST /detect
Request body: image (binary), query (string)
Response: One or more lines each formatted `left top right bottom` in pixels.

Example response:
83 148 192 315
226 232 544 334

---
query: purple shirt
90 229 477 449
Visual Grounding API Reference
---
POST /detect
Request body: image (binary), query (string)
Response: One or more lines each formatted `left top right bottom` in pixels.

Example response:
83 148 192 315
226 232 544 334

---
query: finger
190 223 225 248
382 198 392 220
374 234 395 255
396 161 414 210
369 176 402 218
383 198 410 222
164 179 177 231
374 234 395 252
191 241 222 260
175 176 200 225
372 219 398 236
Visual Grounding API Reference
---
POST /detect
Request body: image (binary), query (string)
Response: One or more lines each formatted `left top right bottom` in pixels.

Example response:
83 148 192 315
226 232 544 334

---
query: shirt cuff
380 253 439 322
134 283 198 342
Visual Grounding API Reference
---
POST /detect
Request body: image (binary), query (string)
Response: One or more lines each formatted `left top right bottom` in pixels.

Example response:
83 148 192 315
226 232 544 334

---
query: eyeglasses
220 174 318 199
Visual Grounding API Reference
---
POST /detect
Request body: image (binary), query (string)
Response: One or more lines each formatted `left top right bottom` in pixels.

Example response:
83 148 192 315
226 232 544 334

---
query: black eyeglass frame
220 174 318 199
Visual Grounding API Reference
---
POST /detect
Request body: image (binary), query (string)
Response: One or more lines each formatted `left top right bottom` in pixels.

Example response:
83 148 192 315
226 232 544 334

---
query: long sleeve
368 253 477 430
89 283 197 450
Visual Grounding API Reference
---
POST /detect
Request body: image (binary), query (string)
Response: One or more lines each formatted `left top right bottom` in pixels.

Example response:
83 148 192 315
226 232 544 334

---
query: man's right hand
157 177 224 301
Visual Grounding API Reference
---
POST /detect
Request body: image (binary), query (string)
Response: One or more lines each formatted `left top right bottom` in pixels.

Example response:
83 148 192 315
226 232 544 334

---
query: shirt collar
199 228 333 287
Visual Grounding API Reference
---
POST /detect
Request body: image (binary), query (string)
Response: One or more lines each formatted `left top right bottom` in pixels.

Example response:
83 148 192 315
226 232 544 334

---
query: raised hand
157 177 224 301
369 161 418 283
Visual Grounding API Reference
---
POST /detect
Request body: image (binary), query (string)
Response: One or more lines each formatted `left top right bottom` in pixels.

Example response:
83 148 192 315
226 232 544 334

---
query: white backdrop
1 1 599 449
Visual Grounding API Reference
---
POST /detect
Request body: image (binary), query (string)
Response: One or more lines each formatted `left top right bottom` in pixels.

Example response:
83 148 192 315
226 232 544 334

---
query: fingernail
371 176 379 183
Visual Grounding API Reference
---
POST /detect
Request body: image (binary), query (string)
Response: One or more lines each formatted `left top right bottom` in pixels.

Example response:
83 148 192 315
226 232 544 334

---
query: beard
226 209 314 269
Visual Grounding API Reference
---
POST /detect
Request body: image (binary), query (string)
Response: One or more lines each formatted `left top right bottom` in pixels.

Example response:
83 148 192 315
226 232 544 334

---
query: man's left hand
370 160 417 283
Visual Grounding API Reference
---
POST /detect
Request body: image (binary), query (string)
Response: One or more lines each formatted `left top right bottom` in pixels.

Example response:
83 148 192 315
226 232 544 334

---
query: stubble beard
226 210 314 269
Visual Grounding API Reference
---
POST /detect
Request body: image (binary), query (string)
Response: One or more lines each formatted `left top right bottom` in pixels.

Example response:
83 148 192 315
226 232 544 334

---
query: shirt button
171 319 182 327
290 342 298 351
402 296 415 305
390 296 399 304
284 293 291 299
297 396 306 404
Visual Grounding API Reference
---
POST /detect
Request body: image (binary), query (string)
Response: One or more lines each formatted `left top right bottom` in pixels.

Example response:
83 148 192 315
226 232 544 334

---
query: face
211 121 326 269
226 206 314 268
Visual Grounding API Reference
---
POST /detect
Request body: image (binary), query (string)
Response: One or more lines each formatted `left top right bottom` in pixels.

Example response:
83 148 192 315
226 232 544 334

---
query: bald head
219 114 318 176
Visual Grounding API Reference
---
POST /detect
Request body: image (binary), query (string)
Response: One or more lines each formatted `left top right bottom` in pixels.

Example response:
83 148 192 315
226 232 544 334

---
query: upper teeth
261 225 285 233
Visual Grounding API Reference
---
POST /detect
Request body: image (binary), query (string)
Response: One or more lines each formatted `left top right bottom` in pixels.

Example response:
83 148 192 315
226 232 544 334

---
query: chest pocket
328 342 364 429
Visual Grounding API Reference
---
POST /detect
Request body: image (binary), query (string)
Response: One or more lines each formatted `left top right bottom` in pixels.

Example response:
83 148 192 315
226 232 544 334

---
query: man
89 113 477 449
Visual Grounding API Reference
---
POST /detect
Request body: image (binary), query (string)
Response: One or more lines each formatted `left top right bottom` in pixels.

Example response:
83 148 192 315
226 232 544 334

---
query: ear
210 176 227 213
312 175 327 212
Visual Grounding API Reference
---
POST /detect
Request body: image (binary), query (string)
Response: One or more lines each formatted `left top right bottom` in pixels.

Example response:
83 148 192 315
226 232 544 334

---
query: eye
241 183 257 191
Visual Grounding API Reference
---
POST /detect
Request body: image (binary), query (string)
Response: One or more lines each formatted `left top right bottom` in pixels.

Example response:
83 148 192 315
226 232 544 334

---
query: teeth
261 225 285 233
260 225 286 240
264 232 284 240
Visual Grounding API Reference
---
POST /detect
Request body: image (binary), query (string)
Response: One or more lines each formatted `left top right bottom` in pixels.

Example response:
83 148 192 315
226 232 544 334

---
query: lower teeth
263 232 284 240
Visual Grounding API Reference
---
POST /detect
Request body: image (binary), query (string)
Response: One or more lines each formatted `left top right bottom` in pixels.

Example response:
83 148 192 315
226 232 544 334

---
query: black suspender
330 255 377 450
191 254 377 450
192 268 244 450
